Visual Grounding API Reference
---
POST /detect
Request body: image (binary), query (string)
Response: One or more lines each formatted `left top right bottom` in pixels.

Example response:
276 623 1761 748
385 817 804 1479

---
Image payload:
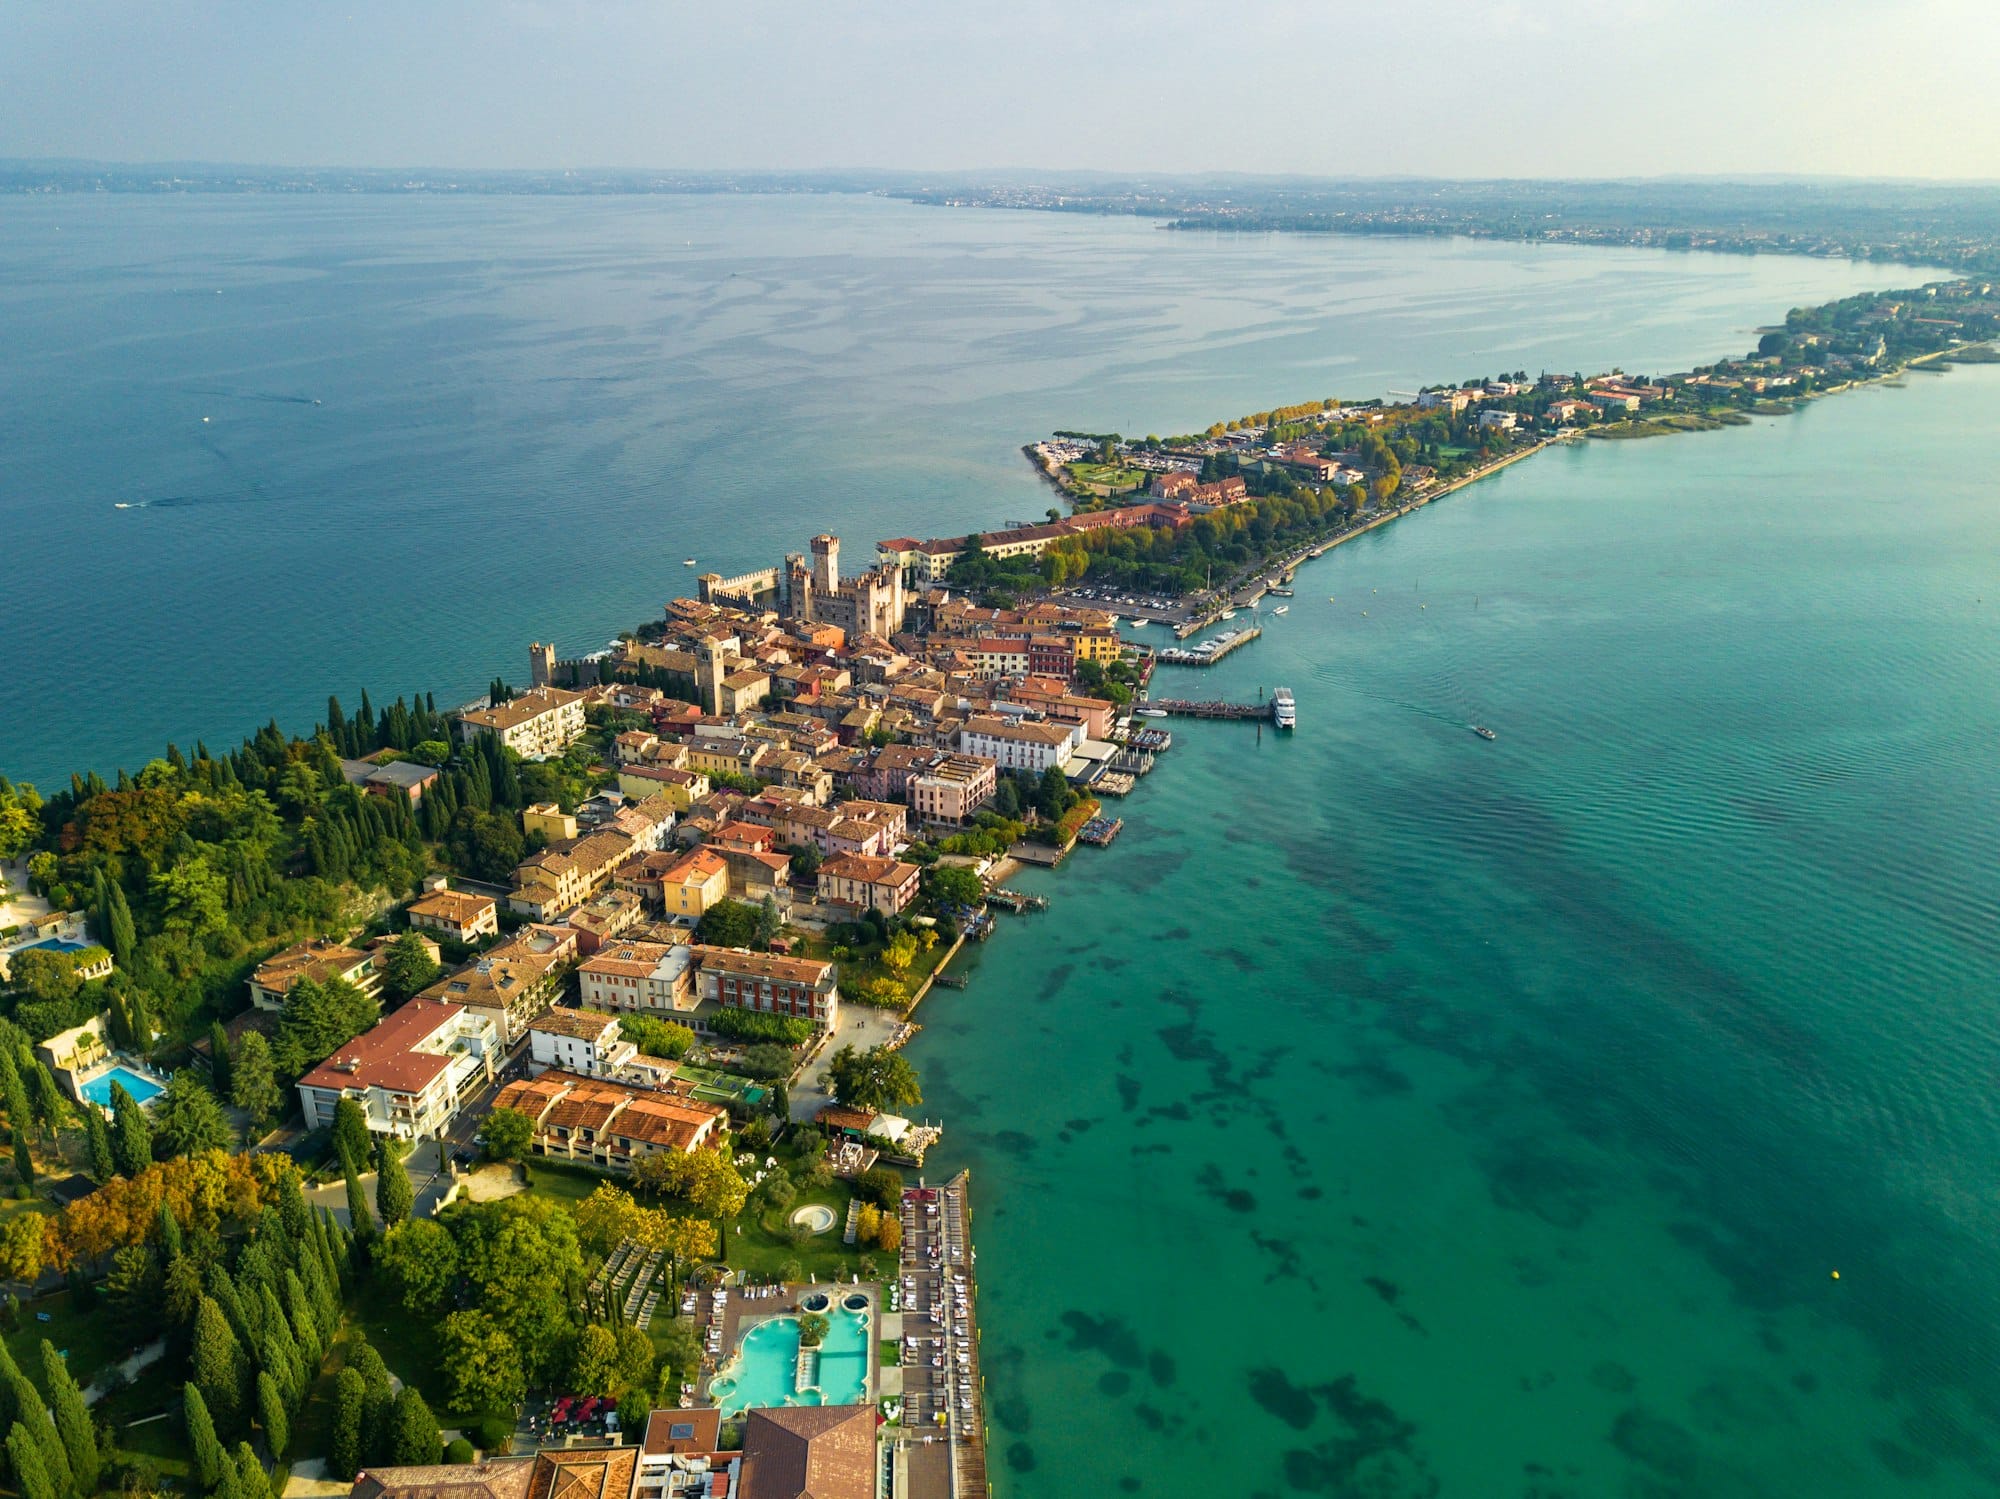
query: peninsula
0 251 1994 1499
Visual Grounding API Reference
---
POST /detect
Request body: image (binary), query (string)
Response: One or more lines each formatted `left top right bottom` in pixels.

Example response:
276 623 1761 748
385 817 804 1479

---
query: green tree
342 1154 374 1241
230 1033 282 1133
0 1051 30 1144
192 1296 248 1425
235 1443 271 1499
568 1323 620 1395
331 1097 371 1173
156 1074 233 1156
387 1387 440 1466
12 1135 34 1189
184 1383 229 1492
105 882 138 967
437 1311 525 1413
375 1138 413 1230
478 1106 533 1163
6 1421 58 1499
40 1339 98 1495
329 1367 366 1481
376 1220 458 1315
110 1080 154 1175
825 1043 923 1112
256 1371 289 1460
82 1106 116 1183
378 932 443 1003
0 779 42 863
922 864 983 909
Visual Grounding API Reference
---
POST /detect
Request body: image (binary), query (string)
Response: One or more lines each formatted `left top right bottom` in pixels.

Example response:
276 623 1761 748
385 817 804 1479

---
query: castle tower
786 555 814 624
810 534 840 596
694 634 738 716
529 641 556 689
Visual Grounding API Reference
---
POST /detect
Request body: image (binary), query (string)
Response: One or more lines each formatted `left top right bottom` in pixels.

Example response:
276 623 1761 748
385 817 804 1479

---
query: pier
1077 816 1123 846
893 1171 986 1499
1145 697 1281 722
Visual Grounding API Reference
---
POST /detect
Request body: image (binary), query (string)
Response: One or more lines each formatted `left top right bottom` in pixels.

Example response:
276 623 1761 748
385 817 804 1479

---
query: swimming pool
15 938 90 954
78 1065 164 1109
708 1308 870 1415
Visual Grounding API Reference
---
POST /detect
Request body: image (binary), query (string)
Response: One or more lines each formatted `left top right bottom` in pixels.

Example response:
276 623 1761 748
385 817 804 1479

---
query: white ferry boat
1272 687 1296 730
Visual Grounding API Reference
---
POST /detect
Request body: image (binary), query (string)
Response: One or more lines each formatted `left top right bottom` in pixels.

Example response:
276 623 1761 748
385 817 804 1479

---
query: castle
697 533 907 641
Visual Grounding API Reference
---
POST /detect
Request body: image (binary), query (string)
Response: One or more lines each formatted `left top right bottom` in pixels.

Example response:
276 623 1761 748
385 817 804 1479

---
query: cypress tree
191 1297 247 1426
296 1249 338 1344
329 1367 366 1481
203 1263 257 1353
40 1341 98 1495
110 1081 153 1176
0 1338 27 1435
158 1200 185 1261
374 1139 412 1230
6 1422 58 1499
81 1107 115 1185
256 1371 289 1458
184 1383 227 1492
23 1058 64 1138
342 1156 373 1245
13 1135 34 1188
283 1272 322 1371
0 1050 30 1140
16 1373 70 1499
207 1022 233 1096
235 1443 271 1499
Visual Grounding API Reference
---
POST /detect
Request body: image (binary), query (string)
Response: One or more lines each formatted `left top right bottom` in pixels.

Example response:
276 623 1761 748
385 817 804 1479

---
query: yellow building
521 803 579 844
1073 627 1122 665
615 764 709 809
660 847 731 919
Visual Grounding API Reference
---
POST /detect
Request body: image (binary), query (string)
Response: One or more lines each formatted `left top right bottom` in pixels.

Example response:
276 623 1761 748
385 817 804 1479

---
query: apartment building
295 999 499 1139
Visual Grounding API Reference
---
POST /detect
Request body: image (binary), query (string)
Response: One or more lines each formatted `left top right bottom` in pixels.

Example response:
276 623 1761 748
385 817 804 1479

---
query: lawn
727 1181 870 1284
1066 462 1146 491
520 1157 614 1206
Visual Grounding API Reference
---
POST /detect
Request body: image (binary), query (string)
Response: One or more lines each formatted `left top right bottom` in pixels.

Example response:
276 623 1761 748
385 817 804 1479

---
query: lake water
6 195 1996 1496
0 193 1917 786
916 366 2000 1496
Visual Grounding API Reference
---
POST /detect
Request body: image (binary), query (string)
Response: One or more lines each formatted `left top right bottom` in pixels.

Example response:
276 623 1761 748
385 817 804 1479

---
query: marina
1158 625 1261 666
1142 692 1298 726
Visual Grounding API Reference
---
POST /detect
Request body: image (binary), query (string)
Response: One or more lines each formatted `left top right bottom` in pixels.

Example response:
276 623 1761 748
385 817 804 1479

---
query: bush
707 1009 813 1046
444 1439 476 1465
475 1416 513 1455
854 1167 902 1210
735 1044 795 1081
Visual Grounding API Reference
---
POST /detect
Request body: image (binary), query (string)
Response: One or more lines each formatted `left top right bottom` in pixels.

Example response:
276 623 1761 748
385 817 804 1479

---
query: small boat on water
683 557 697 566
1135 708 1168 719
1472 725 1497 741
1272 605 1289 616
1220 609 1238 620
1130 618 1150 628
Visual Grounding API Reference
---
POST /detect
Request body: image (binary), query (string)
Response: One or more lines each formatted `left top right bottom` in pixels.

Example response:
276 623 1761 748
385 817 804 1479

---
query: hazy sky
4 0 1997 179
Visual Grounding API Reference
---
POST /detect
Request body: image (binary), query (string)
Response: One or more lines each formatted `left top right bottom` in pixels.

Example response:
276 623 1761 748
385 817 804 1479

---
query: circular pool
790 1203 837 1235
843 1292 869 1313
801 1291 831 1312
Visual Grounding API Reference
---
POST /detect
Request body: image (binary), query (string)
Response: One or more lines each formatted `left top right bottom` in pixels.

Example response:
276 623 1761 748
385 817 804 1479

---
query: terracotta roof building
489 1070 726 1169
295 999 499 1140
248 939 380 1013
691 946 839 1029
735 1406 877 1499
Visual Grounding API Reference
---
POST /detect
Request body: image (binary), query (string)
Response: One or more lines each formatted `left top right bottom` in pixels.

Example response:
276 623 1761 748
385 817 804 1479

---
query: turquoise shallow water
916 367 2000 1496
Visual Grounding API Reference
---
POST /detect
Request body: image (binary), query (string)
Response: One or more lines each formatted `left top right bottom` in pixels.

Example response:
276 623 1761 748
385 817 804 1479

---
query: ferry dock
1143 693 1296 725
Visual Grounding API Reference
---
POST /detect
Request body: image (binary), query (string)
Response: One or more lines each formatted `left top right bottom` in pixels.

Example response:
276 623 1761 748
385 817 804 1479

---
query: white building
455 686 587 759
295 999 499 1139
958 714 1082 774
526 1009 639 1079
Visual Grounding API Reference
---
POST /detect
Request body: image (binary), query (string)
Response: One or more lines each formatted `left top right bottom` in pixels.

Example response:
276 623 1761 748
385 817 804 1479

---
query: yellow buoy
1830 1270 1841 1280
